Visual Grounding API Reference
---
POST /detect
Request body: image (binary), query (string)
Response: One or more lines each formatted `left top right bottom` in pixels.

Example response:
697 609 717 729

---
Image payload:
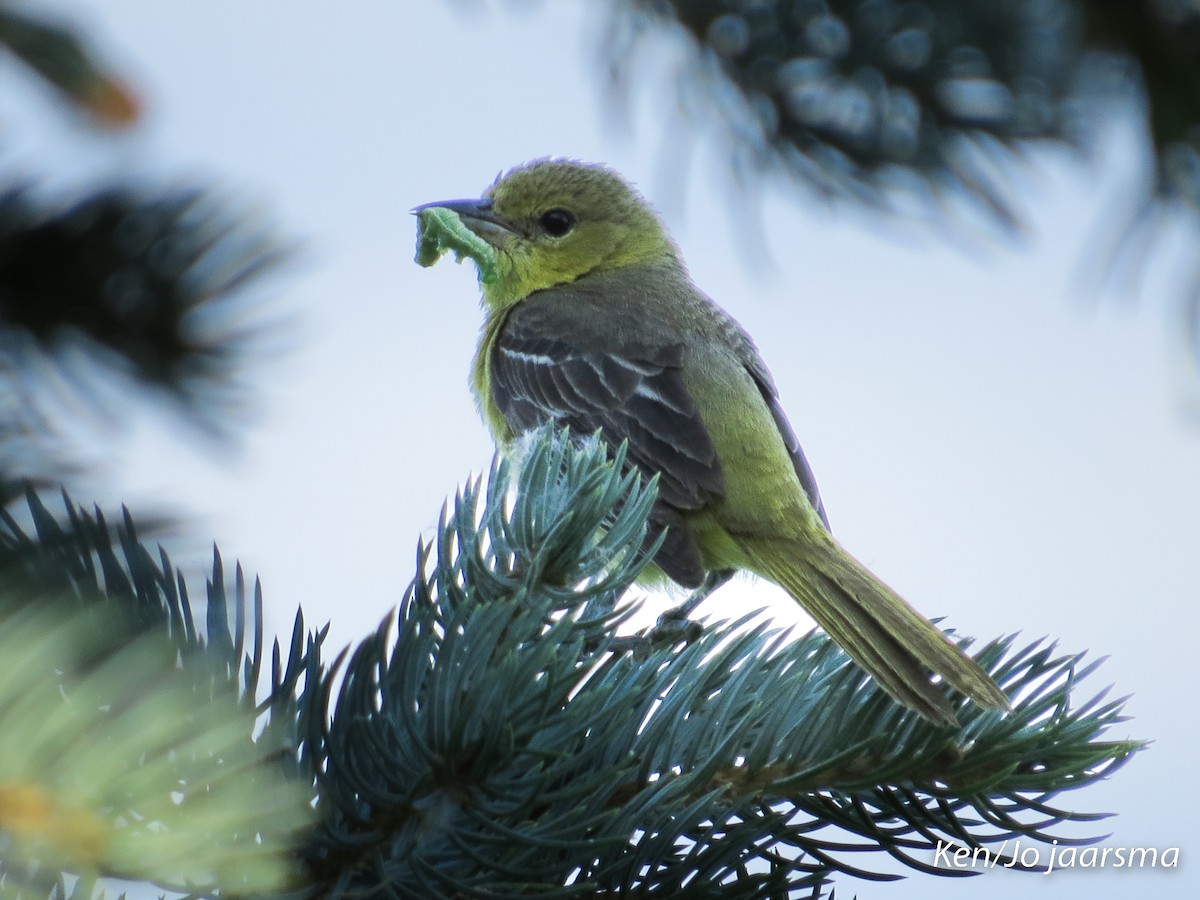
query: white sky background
4 0 1198 896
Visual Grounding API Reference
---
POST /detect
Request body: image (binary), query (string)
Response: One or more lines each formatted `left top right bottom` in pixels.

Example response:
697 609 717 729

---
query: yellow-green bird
417 158 1008 726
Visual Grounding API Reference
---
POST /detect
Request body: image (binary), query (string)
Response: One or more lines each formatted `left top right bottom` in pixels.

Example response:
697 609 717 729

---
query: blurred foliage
0 3 139 125
0 186 288 412
0 183 288 495
0 606 315 895
0 6 289 493
1087 0 1200 202
604 0 1200 215
602 1 1200 386
0 9 307 885
0 490 316 897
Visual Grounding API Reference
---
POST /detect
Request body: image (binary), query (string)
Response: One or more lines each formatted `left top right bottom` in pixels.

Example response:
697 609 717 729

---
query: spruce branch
0 431 1142 898
293 427 1142 898
0 486 327 766
0 605 314 896
0 493 316 897
0 185 291 484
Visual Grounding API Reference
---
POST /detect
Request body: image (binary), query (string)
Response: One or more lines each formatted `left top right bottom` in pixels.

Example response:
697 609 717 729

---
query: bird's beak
412 198 515 249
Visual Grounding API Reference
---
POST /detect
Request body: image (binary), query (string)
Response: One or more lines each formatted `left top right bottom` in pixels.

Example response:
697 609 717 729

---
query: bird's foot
608 569 734 657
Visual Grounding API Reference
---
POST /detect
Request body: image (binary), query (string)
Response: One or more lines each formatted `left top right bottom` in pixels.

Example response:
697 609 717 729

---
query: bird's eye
539 208 576 237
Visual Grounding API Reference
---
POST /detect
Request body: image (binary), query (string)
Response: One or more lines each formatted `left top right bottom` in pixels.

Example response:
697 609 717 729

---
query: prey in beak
413 198 502 283
412 198 515 250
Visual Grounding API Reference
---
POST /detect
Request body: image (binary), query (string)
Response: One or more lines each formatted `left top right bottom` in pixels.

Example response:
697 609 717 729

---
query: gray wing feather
492 322 724 514
736 347 830 531
761 388 829 530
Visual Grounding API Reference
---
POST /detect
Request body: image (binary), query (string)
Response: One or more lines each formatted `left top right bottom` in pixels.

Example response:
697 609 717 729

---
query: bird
415 158 1008 726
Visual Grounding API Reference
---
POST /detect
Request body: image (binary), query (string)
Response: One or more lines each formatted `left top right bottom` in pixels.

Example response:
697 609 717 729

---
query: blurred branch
1084 0 1200 204
0 3 139 126
0 489 316 897
603 0 1200 216
0 184 292 486
0 605 314 896
598 1 1200 396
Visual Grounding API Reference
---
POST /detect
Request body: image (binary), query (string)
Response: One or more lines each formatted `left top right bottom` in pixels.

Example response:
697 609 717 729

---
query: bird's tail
740 535 1009 726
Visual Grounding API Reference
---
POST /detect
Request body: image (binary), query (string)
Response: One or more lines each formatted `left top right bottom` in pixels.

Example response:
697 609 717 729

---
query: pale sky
4 1 1196 897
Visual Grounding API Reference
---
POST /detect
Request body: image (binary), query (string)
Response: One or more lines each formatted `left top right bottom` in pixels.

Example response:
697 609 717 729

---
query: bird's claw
649 609 705 644
606 569 735 658
605 614 703 660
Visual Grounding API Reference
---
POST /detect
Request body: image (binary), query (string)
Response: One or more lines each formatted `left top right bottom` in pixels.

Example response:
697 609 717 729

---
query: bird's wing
751 371 830 530
731 329 830 531
491 304 725 515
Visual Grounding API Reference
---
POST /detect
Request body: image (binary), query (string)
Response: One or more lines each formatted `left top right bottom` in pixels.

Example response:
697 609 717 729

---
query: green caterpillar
415 206 499 284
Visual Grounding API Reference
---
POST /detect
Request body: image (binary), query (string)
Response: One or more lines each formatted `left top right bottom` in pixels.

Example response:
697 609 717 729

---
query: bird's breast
472 309 515 443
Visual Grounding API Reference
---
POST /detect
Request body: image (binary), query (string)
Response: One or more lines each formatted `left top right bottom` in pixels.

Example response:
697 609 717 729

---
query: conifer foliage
0 432 1141 898
606 0 1200 217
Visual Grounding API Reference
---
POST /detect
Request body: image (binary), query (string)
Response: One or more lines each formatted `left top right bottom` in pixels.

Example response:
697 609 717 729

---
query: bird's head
416 159 679 308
